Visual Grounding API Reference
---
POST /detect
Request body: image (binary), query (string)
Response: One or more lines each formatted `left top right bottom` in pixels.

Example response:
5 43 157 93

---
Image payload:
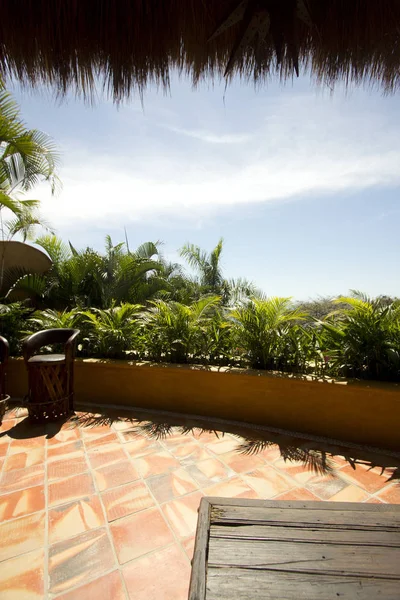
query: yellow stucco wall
7 358 400 451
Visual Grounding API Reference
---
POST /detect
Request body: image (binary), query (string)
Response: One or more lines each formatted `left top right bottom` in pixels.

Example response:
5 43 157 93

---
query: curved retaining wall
7 358 400 451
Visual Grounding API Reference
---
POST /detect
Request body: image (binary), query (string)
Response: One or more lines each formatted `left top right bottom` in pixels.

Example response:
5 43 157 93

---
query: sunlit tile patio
0 407 399 599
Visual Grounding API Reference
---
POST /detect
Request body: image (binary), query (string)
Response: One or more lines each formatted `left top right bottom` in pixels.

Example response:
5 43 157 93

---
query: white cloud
37 91 400 230
163 125 252 144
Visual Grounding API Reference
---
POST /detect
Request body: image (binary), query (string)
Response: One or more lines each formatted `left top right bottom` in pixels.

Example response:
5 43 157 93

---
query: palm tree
10 235 172 309
0 84 60 291
179 238 257 304
0 84 60 227
180 238 224 291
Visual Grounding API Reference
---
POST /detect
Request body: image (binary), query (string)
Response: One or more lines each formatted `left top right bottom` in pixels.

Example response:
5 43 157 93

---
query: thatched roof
1 1 400 100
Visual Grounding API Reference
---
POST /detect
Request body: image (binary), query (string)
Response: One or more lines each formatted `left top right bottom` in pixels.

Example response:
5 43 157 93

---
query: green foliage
318 292 400 380
0 86 60 198
2 219 400 383
27 308 82 331
142 295 221 363
82 303 143 358
179 238 256 304
231 297 307 370
0 302 31 354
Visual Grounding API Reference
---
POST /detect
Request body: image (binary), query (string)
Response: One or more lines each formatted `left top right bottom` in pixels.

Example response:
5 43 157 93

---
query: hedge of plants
2 292 400 382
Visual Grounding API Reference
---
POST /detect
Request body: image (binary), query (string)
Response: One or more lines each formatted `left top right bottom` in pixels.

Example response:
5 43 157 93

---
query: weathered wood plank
208 538 400 578
210 506 400 530
188 498 211 600
206 568 400 599
210 524 400 547
205 497 400 512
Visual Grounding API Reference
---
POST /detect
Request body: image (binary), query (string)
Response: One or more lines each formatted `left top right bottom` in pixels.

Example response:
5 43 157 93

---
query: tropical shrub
0 302 31 354
82 303 143 358
142 296 221 363
318 293 400 380
27 308 83 331
230 297 307 370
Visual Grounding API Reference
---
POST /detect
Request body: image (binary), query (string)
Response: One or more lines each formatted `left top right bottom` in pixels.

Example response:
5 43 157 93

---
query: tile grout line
117 424 195 568
81 422 132 600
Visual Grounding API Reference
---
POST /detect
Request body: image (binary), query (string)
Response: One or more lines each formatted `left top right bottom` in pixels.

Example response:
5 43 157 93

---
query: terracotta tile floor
0 407 399 599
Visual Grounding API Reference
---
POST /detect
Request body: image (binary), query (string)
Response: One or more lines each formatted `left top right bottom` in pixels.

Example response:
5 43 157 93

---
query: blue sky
12 74 400 300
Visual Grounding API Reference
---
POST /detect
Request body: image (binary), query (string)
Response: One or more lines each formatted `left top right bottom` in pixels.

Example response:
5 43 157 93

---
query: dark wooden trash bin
23 328 80 423
0 335 10 424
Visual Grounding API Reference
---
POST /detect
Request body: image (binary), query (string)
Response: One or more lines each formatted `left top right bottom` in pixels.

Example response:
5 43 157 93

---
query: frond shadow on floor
71 404 400 481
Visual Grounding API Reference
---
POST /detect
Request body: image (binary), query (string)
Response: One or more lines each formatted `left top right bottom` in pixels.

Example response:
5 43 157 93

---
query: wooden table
188 498 400 599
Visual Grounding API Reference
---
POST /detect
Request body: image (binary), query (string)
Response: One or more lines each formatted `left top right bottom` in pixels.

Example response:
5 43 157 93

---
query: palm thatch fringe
1 1 400 100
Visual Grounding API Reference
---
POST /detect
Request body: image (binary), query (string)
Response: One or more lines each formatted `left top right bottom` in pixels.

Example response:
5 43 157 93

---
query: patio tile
118 429 154 444
110 507 174 564
194 431 224 444
47 428 81 446
169 441 211 464
329 483 370 502
0 418 17 433
3 447 45 472
204 437 239 455
81 425 113 439
6 407 29 419
273 458 321 484
162 431 196 448
0 437 10 458
48 456 88 481
203 477 259 500
146 468 198 503
55 570 127 600
331 455 351 468
112 419 136 431
133 450 180 479
49 473 95 507
49 495 105 543
0 510 45 562
365 497 386 503
102 481 155 521
306 475 349 500
123 543 190 600
124 436 162 457
375 483 400 503
9 435 46 454
0 485 45 521
47 440 84 462
339 464 392 493
94 460 140 491
49 528 115 594
187 458 233 487
219 450 266 474
182 535 195 560
0 464 44 494
257 446 282 463
88 443 127 469
162 491 203 538
84 432 118 450
274 487 320 501
0 547 44 600
243 466 294 498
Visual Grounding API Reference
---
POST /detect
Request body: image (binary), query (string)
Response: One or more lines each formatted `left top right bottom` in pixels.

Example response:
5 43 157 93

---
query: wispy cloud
37 91 400 230
164 125 252 144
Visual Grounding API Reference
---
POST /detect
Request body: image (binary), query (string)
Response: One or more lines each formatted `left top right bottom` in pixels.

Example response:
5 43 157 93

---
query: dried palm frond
1 1 400 100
